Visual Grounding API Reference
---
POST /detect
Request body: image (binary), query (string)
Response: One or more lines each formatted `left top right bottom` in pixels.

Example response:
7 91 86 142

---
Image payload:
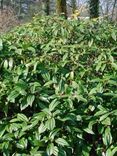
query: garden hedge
0 16 117 156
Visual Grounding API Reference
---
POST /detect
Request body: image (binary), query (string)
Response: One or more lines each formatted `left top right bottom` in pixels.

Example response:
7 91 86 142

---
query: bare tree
71 0 77 13
46 0 50 15
89 0 99 18
0 0 4 10
112 0 117 19
56 0 67 18
0 7 19 33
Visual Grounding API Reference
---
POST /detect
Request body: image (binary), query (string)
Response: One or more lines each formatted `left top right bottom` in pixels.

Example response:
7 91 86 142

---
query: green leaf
15 80 28 91
3 60 9 69
76 115 82 121
106 148 112 156
7 90 19 103
88 105 95 112
10 123 21 132
112 146 117 156
27 95 35 107
30 82 41 94
39 96 49 103
77 134 83 139
111 62 117 70
94 110 107 116
20 100 29 111
49 99 59 112
82 145 91 156
0 38 3 50
16 138 27 149
49 129 60 140
101 117 111 126
84 128 94 135
9 58 13 69
111 32 116 41
44 81 53 87
98 105 107 111
55 138 69 146
96 61 102 72
99 112 111 121
14 80 27 95
88 39 93 47
17 114 28 122
38 122 46 134
53 146 59 156
47 143 54 156
103 127 112 146
45 118 55 130
0 124 6 137
28 46 36 52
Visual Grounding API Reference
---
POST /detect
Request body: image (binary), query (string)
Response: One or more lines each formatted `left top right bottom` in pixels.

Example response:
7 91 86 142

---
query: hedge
0 16 117 156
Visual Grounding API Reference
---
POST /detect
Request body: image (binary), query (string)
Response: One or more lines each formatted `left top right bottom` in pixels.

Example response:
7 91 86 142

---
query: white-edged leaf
77 134 83 139
3 60 8 69
49 99 59 112
103 127 112 146
0 38 3 50
39 96 49 103
112 147 117 156
45 118 55 130
9 58 13 69
17 113 28 122
101 117 111 126
55 138 69 146
99 112 111 121
111 32 116 41
53 146 59 156
76 115 82 121
44 81 53 87
84 128 94 135
47 143 54 156
16 138 27 149
27 95 35 107
88 39 93 47
38 122 46 134
7 90 19 103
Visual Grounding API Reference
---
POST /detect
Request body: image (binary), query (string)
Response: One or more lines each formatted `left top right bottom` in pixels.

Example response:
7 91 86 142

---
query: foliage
0 16 117 156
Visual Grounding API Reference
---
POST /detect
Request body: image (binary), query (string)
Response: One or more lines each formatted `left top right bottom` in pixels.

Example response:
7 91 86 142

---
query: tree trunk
44 0 50 15
18 0 22 16
89 0 99 18
56 0 67 18
71 0 77 13
0 0 4 10
105 1 109 20
112 0 117 20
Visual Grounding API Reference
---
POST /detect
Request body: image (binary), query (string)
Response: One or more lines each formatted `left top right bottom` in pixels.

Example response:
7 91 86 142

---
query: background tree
71 0 77 13
0 0 4 10
56 0 67 18
112 0 117 19
43 0 50 15
89 0 99 18
0 0 117 34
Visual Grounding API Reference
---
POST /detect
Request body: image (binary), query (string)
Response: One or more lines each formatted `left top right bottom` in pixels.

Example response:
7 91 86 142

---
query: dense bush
0 16 117 156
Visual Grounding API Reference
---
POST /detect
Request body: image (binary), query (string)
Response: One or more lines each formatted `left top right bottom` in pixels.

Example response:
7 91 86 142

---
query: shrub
0 16 117 156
